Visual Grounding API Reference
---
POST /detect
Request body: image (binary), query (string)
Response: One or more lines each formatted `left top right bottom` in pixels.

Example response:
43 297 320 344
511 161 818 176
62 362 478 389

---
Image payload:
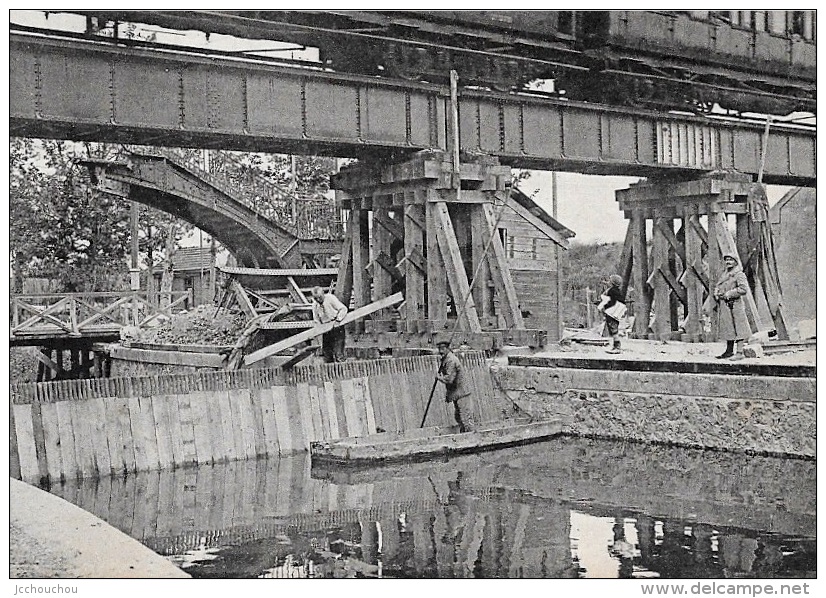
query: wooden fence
10 353 500 484
10 290 191 342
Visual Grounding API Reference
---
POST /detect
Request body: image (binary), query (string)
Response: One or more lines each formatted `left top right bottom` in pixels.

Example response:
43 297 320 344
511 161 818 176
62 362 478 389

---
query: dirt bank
9 478 189 578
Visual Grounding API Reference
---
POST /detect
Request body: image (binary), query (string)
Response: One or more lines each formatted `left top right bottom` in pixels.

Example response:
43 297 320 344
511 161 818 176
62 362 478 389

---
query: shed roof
508 186 576 248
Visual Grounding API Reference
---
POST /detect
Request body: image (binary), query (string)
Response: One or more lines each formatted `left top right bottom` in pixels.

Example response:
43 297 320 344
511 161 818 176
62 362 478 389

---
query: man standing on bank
436 339 475 433
713 253 749 360
311 286 348 363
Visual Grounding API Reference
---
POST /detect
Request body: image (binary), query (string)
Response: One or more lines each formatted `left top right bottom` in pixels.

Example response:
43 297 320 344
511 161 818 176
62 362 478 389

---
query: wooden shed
497 187 575 341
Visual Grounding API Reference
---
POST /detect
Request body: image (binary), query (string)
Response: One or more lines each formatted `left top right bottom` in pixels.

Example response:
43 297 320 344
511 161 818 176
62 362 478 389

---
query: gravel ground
511 337 815 366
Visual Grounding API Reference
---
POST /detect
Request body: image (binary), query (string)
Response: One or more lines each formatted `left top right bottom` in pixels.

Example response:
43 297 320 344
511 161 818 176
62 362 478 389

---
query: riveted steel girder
10 32 815 186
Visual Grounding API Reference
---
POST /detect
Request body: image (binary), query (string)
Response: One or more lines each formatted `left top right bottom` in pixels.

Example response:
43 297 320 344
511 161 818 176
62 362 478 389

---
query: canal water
47 437 815 579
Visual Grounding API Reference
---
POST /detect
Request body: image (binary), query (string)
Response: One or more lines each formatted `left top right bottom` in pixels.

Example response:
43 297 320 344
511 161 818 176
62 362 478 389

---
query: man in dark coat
712 254 750 360
436 339 475 432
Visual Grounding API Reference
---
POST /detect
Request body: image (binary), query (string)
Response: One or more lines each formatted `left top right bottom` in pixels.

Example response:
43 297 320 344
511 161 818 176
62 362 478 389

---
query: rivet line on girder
108 58 116 124
498 102 505 152
177 69 185 129
242 75 249 134
427 95 437 148
405 91 412 145
33 52 42 118
356 86 362 142
300 79 307 139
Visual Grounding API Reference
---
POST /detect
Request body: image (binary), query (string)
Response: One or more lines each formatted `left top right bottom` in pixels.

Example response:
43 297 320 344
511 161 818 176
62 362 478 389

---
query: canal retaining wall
9 352 500 484
491 360 816 457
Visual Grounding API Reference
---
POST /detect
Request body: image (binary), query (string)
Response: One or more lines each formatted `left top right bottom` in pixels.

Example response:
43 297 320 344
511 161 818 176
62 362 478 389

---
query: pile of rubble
132 305 247 346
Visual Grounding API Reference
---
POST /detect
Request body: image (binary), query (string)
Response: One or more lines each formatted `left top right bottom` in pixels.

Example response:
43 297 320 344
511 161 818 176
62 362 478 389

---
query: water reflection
47 437 816 578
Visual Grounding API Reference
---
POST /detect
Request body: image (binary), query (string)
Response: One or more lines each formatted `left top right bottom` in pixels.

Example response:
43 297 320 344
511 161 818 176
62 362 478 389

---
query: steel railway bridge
8 16 816 362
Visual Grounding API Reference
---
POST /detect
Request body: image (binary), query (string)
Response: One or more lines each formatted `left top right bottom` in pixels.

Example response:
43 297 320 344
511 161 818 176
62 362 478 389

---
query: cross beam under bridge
10 31 815 186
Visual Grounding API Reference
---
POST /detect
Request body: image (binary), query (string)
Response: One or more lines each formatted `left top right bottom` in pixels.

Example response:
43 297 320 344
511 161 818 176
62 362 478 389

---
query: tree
9 138 132 292
10 139 337 295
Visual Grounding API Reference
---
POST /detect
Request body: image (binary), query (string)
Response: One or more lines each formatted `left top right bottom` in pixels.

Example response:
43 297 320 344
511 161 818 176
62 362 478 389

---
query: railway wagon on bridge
66 10 815 116
327 9 817 115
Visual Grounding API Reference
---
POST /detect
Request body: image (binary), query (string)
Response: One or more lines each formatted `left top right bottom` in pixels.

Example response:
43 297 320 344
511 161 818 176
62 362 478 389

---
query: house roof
167 247 221 272
509 186 576 248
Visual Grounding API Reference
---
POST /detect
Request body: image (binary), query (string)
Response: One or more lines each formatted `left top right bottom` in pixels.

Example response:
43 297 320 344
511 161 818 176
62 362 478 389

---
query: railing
127 146 343 241
10 290 192 339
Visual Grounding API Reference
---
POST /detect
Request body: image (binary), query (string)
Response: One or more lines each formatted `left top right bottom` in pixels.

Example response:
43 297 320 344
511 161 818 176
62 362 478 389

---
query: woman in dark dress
600 274 626 354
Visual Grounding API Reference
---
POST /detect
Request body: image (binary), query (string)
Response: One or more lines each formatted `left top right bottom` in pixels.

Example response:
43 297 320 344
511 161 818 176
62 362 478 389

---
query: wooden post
426 200 448 324
630 210 651 337
480 202 524 329
350 200 371 310
70 348 80 379
617 224 634 295
93 351 103 378
706 208 721 338
335 226 353 307
667 218 680 332
585 288 593 328
432 201 481 332
372 204 393 320
735 213 753 271
54 348 64 380
448 70 461 190
650 217 671 338
403 198 426 329
471 204 493 326
682 205 704 338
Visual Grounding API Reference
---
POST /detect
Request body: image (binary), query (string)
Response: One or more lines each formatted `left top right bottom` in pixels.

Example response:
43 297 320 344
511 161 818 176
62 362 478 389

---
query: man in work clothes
436 339 476 433
712 254 750 360
311 286 348 363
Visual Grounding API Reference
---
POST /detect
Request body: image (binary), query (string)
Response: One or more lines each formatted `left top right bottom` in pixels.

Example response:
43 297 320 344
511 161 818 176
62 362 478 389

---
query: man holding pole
435 338 475 433
311 286 348 363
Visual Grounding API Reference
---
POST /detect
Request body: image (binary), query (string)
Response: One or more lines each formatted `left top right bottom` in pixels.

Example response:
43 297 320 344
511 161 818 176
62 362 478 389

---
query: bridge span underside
10 33 815 186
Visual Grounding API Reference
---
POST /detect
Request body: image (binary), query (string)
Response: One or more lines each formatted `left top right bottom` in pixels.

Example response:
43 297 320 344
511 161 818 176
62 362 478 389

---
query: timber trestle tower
332 151 548 352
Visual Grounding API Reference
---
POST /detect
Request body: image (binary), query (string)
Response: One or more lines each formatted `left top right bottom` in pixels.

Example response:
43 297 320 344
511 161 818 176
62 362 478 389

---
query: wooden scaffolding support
616 172 788 342
332 151 543 351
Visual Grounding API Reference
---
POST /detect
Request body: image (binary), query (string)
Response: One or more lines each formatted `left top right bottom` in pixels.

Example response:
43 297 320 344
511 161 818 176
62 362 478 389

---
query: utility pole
130 201 140 324
290 155 298 226
552 171 563 337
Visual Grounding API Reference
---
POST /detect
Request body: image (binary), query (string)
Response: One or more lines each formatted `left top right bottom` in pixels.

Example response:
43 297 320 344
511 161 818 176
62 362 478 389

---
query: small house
152 247 230 307
498 187 575 341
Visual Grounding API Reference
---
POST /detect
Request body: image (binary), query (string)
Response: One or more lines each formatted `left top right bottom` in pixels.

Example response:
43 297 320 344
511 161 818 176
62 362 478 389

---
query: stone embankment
494 341 816 458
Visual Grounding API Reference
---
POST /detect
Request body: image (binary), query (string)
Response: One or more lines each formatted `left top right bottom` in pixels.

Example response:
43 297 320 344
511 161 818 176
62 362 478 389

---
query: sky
6 8 807 245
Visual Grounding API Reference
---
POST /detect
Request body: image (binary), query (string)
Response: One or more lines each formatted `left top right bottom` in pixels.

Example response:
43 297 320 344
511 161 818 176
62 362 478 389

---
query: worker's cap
722 253 739 261
434 334 451 347
609 274 623 286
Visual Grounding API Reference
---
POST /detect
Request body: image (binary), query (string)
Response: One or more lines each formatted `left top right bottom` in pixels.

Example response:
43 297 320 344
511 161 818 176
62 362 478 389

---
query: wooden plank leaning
243 292 404 365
